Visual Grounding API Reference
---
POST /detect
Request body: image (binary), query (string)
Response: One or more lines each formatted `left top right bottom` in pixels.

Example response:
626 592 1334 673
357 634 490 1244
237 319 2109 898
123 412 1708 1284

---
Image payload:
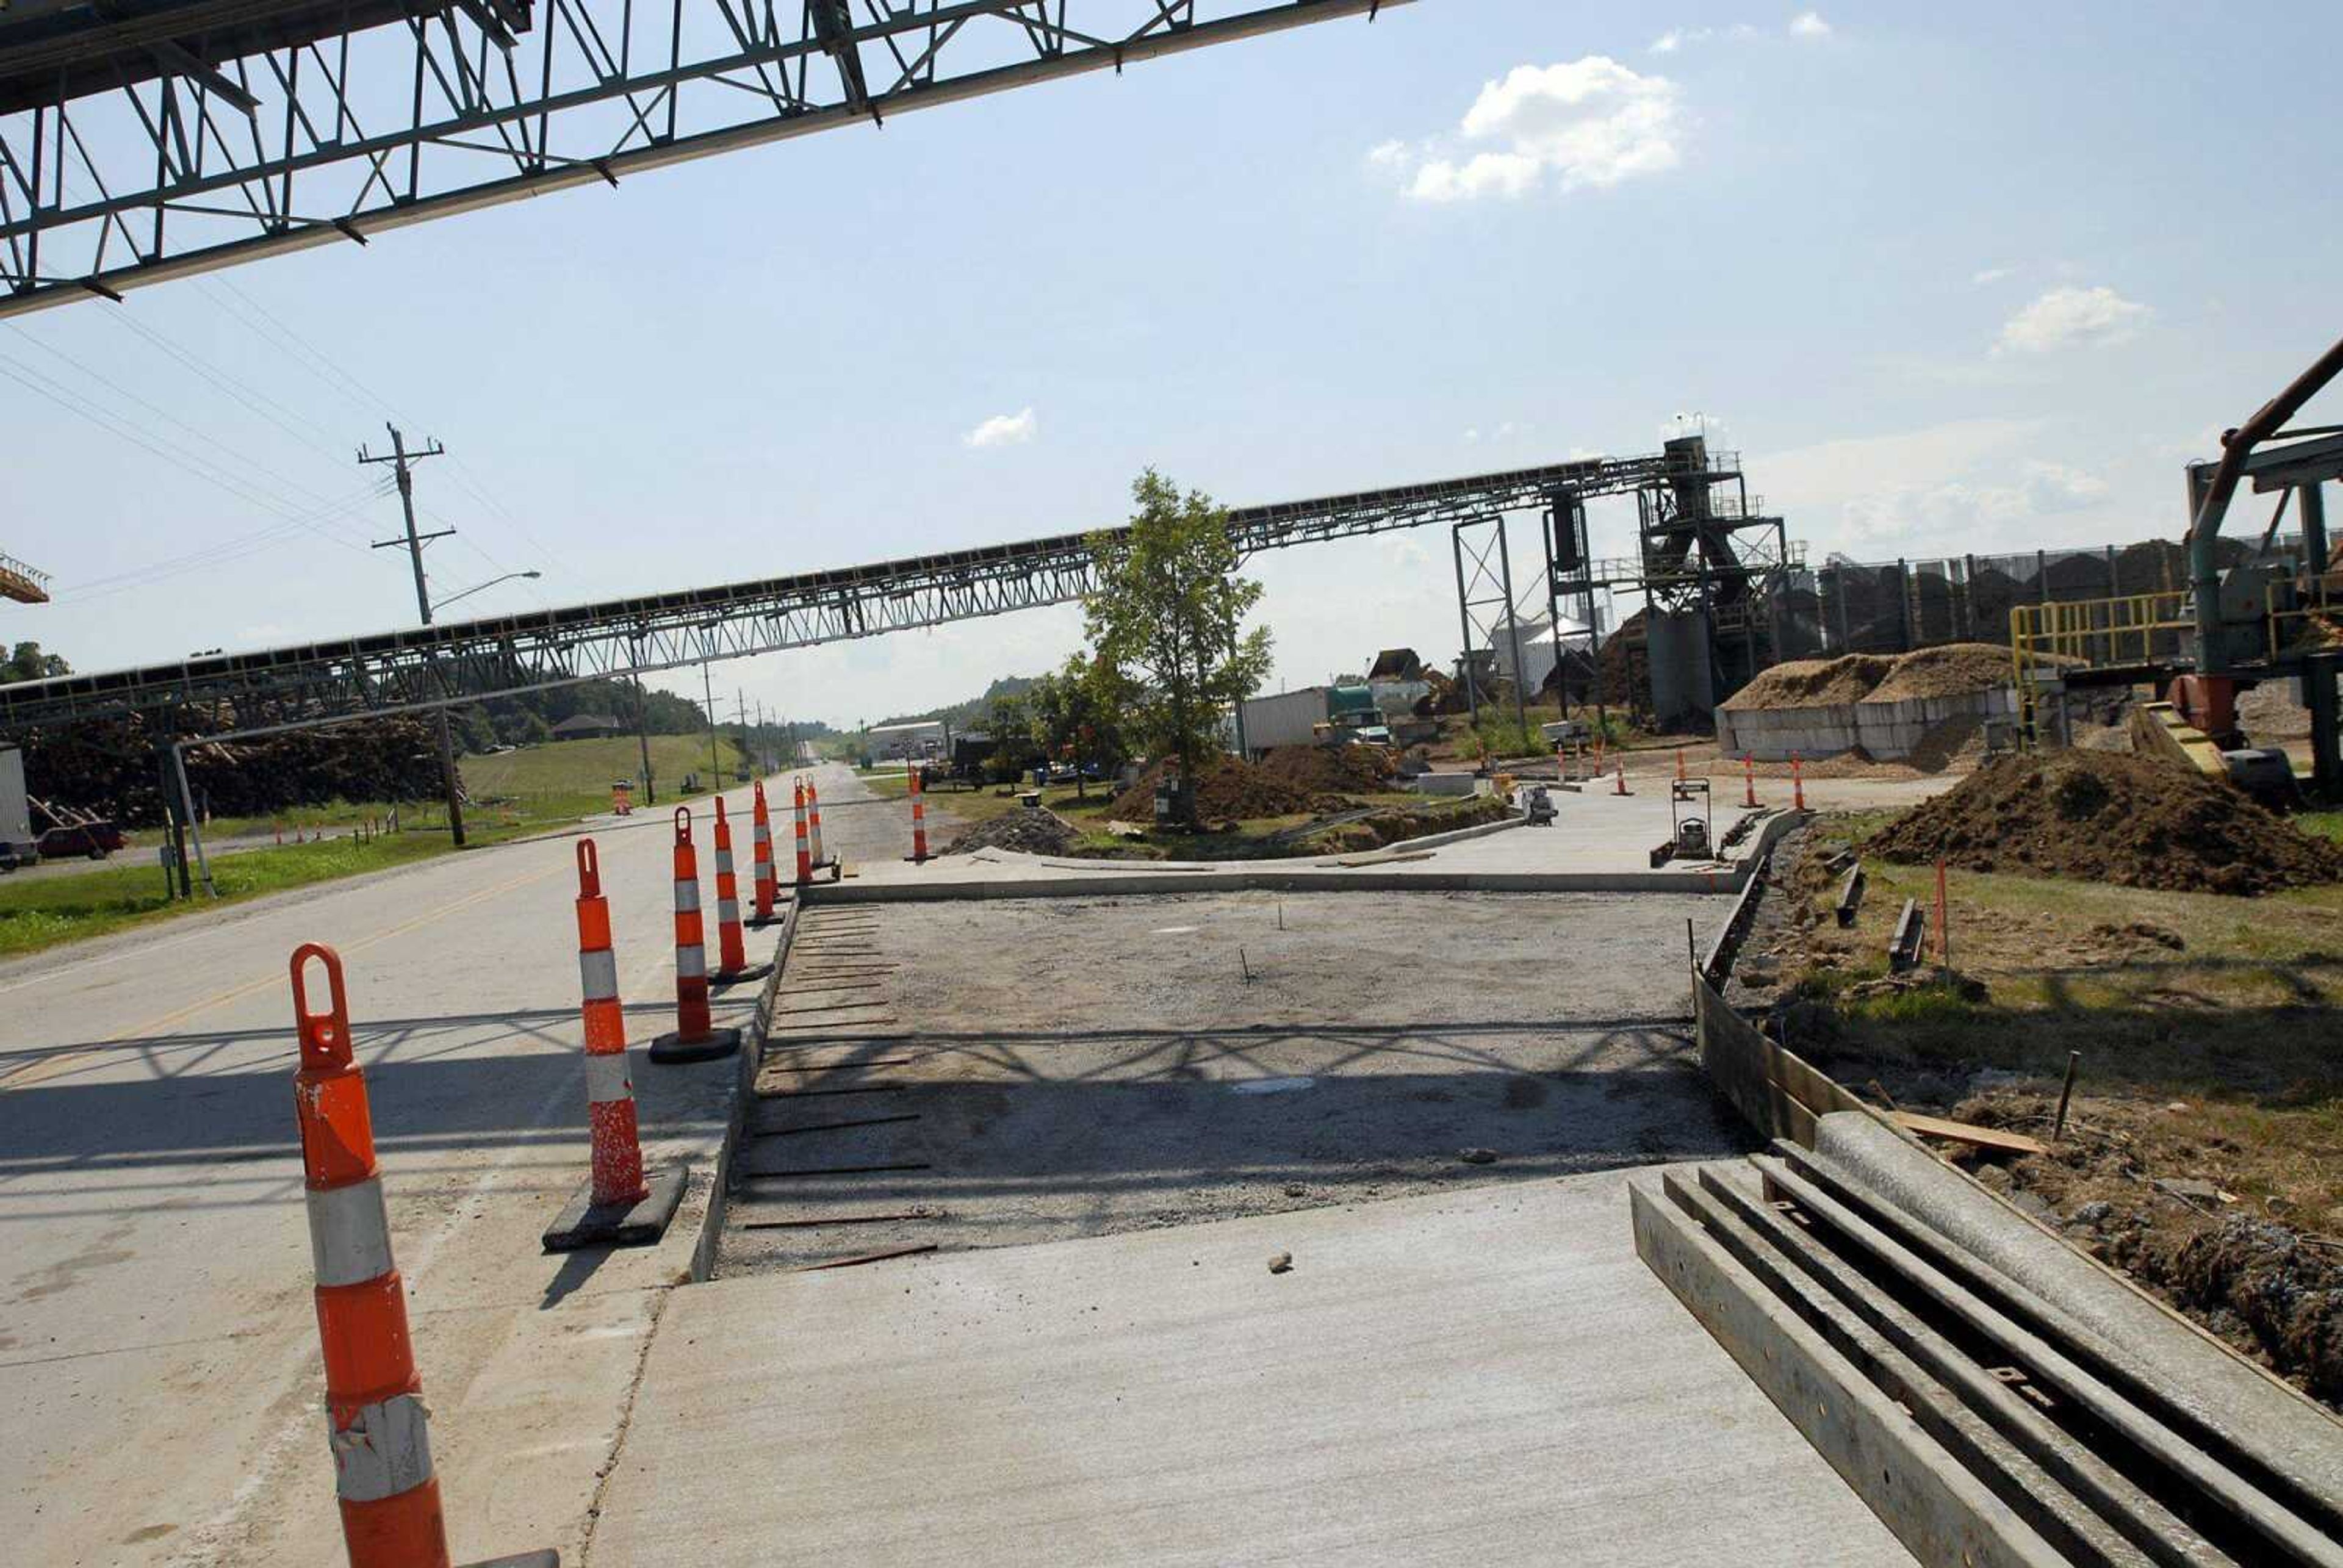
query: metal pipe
170 741 217 898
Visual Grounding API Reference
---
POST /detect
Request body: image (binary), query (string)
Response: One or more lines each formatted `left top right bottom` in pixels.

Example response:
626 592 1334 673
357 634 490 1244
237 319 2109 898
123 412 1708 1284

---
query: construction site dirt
720 890 1747 1276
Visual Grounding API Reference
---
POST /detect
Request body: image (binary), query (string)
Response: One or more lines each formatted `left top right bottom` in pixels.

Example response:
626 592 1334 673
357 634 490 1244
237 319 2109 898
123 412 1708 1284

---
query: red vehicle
39 819 124 860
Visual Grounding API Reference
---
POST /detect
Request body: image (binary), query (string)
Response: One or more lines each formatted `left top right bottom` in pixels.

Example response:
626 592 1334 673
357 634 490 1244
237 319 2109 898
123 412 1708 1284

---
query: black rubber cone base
461 1553 560 1567
647 1024 741 1064
541 1162 689 1253
710 961 774 988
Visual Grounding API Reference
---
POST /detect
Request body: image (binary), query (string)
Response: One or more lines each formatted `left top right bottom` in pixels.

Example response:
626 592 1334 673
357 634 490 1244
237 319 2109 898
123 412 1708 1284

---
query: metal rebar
2053 1051 2081 1142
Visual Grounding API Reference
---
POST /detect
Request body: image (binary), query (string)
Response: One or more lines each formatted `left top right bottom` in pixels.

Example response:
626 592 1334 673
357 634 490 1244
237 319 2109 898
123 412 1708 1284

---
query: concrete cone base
647 1025 741 1065
710 962 773 989
541 1162 689 1253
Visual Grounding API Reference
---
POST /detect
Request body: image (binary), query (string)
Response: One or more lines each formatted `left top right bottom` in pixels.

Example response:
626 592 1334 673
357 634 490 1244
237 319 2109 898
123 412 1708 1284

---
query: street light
431 569 541 614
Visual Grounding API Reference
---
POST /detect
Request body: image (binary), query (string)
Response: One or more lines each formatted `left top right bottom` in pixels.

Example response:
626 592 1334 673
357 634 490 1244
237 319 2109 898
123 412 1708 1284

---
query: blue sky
4 1 2338 728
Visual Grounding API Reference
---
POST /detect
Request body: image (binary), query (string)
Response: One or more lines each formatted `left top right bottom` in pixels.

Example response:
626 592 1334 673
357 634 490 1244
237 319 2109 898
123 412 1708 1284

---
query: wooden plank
1890 1110 2049 1157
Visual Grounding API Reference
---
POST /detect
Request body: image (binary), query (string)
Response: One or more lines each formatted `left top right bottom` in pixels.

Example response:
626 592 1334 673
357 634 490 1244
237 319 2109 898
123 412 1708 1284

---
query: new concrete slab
816 788 1793 902
591 1171 1915 1567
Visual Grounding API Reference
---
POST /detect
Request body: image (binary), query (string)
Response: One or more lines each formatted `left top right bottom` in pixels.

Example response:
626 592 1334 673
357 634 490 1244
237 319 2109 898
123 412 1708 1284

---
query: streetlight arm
431 569 541 613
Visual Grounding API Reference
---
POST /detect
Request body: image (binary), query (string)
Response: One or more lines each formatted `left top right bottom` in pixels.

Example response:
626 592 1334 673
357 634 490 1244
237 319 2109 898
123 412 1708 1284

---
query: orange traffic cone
750 780 779 926
909 766 930 863
649 808 741 1064
708 799 770 987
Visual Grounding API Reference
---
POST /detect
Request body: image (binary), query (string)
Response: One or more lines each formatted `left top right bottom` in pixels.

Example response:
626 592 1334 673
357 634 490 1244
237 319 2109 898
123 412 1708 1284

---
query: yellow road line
4 860 570 1092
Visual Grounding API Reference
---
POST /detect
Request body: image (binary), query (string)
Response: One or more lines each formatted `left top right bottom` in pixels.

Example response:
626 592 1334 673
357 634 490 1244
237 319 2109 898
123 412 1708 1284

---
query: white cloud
1760 419 2126 555
1395 58 1684 203
1970 265 2015 286
962 407 1037 448
1995 286 2151 355
1462 428 1481 444
1790 12 1832 38
1366 139 1408 168
1649 22 1755 52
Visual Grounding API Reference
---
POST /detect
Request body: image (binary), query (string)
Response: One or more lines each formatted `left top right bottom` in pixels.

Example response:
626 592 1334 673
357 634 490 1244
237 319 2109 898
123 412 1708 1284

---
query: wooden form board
1694 972 1863 1148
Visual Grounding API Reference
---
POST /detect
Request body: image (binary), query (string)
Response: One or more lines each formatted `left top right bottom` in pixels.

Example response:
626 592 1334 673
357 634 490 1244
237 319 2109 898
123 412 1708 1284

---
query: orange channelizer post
649 808 741 1065
708 798 771 987
1744 755 1761 808
807 779 827 867
293 948 552 1568
909 766 930 863
291 943 452 1568
791 779 813 886
1614 761 1629 796
1675 749 1686 782
1792 756 1807 812
749 781 779 926
544 840 688 1252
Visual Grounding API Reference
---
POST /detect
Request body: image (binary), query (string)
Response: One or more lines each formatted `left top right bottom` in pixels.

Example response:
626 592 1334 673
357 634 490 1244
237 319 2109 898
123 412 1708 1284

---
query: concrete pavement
0 766 858 1566
594 1170 1915 1566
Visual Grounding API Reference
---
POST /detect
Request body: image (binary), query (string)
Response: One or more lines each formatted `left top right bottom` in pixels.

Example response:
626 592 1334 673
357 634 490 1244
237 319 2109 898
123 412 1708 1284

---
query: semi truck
1237 685 1391 756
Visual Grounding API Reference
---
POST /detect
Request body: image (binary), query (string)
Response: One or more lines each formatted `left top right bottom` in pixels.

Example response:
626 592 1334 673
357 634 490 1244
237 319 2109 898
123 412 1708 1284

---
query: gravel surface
719 889 1749 1275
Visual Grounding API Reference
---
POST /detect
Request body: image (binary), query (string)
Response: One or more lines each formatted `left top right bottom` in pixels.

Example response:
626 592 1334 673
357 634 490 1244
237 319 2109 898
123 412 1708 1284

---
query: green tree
2 641 68 683
1026 652 1132 800
1084 470 1272 824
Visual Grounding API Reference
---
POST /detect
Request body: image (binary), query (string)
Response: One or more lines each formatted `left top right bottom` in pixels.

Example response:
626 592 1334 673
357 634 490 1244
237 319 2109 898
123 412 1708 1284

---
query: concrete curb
688 894 799 1284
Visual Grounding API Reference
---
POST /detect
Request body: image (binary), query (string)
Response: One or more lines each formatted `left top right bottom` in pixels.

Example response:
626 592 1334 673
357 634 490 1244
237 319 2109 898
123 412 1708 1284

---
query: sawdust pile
1868 751 2343 895
1866 643 2029 703
1724 642 2067 713
1722 654 1895 711
944 807 1079 857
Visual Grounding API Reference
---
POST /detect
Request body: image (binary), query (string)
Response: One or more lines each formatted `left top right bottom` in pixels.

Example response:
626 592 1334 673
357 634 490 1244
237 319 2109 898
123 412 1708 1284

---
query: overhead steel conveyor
0 449 1679 738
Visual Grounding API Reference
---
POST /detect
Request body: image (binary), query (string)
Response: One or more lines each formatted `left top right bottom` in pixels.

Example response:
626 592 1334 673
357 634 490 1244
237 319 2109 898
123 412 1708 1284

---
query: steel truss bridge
0 0 1408 317
0 450 1699 739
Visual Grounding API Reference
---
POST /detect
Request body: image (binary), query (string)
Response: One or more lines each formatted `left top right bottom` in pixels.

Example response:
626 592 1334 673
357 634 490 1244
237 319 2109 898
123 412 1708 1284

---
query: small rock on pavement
1459 1147 1498 1165
2163 1101 2192 1114
1283 1184 1307 1198
1267 1252 1294 1275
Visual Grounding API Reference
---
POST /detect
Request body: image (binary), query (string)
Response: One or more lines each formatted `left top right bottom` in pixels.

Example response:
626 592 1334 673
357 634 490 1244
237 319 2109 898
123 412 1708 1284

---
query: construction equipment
0 551 48 604
1651 777 1712 866
2015 331 2343 800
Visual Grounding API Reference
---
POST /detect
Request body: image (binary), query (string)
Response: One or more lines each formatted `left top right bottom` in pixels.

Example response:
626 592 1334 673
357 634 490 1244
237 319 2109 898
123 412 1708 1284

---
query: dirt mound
1721 653 1895 711
1866 642 2024 703
1868 751 2343 895
944 807 1078 857
1256 743 1397 794
1107 757 1313 823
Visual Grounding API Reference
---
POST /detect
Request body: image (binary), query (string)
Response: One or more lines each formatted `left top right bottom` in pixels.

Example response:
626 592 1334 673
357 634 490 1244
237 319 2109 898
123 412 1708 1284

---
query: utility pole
701 660 719 782
361 424 466 847
632 667 657 805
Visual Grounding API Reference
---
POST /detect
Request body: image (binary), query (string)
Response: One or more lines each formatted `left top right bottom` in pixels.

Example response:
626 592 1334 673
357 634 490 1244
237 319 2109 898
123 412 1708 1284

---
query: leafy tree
985 691 1037 782
1084 470 1272 824
1028 652 1132 799
2 641 68 682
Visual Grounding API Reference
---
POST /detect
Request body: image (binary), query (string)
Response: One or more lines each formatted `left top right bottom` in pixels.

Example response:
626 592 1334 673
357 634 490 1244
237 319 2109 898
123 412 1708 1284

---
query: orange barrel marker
791 778 813 886
649 807 741 1064
708 799 770 987
909 765 930 863
291 943 450 1568
544 840 687 1251
749 780 779 925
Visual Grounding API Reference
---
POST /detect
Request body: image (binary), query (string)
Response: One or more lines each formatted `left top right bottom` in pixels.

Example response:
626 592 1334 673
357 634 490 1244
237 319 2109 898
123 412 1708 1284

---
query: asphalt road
0 763 916 1567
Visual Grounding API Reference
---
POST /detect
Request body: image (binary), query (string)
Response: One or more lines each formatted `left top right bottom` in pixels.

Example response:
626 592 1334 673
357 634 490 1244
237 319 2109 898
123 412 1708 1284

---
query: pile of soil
1256 743 1397 795
943 807 1078 857
1866 642 2026 703
1868 750 2343 895
1106 757 1312 823
1294 792 1513 854
1721 653 1895 711
1949 1090 2343 1408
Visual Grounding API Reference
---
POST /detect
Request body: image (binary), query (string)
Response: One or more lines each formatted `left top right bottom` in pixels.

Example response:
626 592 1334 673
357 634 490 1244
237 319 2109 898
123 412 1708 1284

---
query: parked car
40 819 124 860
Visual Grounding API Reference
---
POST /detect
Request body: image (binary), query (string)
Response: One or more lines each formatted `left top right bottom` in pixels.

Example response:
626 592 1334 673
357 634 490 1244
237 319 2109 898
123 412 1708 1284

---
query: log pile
18 713 452 827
